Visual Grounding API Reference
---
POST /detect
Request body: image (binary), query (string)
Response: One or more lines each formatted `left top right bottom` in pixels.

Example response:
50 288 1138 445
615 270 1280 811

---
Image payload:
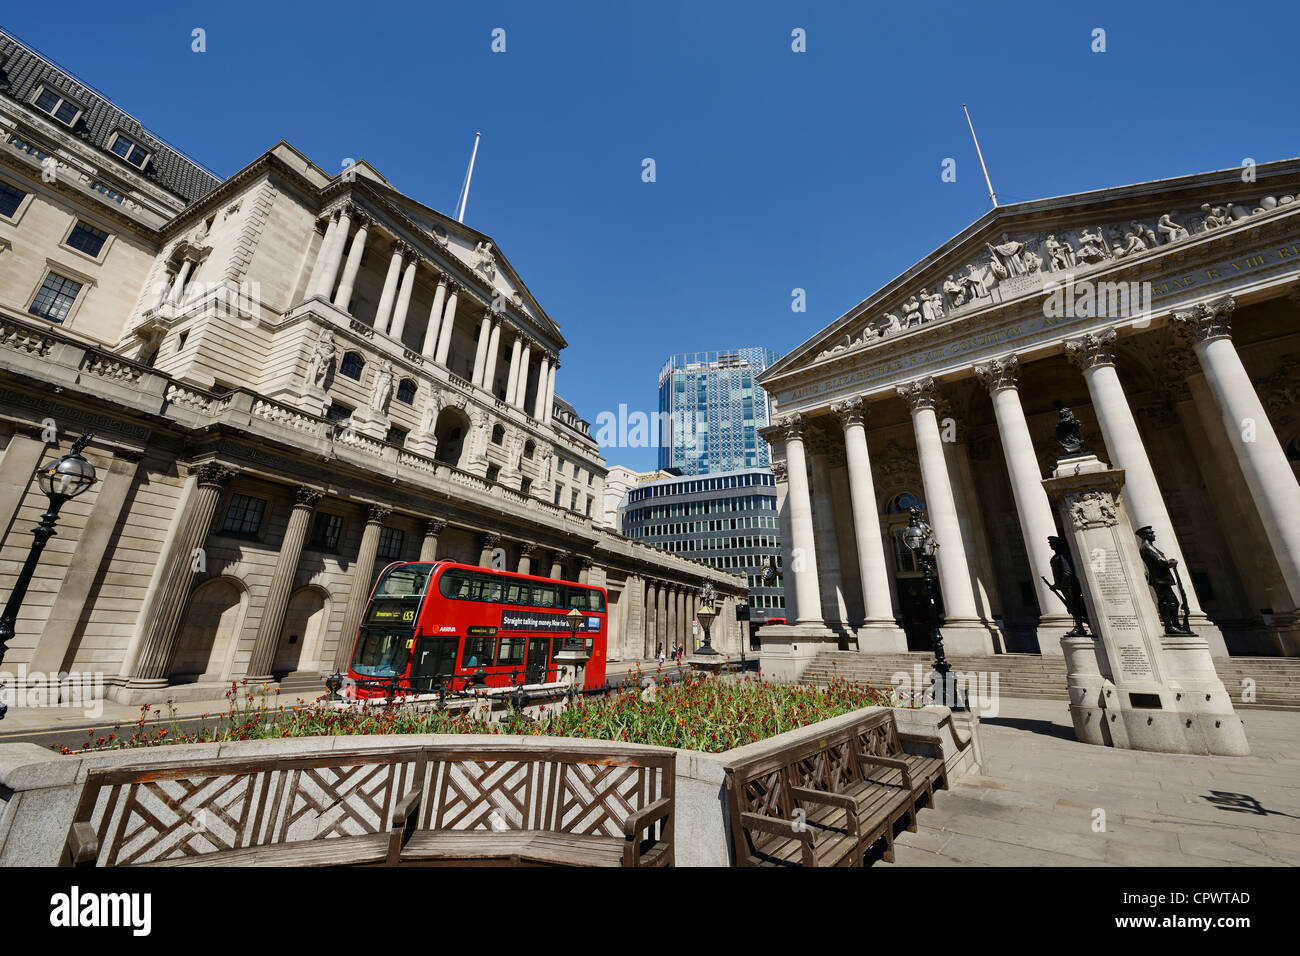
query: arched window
491 424 505 445
887 491 926 514
396 378 417 404
340 351 364 380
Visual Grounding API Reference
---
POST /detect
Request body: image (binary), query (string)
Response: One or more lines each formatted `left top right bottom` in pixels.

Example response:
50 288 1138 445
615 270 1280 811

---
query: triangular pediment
764 158 1300 384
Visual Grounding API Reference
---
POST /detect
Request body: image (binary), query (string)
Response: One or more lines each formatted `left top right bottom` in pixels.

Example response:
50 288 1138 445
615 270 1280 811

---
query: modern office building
657 347 777 475
620 467 786 640
0 28 746 699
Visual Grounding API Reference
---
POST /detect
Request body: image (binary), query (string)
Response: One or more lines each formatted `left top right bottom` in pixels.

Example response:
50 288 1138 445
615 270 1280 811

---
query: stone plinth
1042 454 1248 756
757 623 849 681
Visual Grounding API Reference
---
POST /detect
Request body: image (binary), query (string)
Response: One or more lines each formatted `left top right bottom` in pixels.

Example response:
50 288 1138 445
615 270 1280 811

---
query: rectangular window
309 513 343 551
486 464 501 483
385 425 408 447
35 87 80 125
326 402 353 423
0 180 27 218
222 494 267 536
377 526 405 560
109 132 150 168
66 221 109 257
29 273 82 324
520 477 532 496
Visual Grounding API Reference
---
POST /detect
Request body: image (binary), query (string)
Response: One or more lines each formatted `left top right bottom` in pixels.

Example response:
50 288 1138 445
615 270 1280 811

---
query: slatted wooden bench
62 748 425 867
391 744 674 867
853 713 949 807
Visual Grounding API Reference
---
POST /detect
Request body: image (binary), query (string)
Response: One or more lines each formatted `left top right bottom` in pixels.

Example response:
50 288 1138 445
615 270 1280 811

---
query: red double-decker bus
345 561 608 698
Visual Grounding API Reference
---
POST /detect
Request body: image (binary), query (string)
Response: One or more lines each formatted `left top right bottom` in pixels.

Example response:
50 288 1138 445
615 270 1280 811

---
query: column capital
551 548 568 560
1172 295 1235 345
193 462 238 487
433 271 449 288
579 556 594 569
771 412 806 442
519 541 537 556
294 486 325 508
446 279 464 295
973 354 1022 393
367 503 393 524
830 396 867 429
896 376 940 412
482 531 502 547
1063 328 1118 372
424 518 447 535
771 459 788 482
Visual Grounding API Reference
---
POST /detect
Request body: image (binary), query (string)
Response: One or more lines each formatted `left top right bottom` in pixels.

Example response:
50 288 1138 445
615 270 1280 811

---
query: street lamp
694 582 719 658
901 508 963 711
0 434 98 720
565 607 585 700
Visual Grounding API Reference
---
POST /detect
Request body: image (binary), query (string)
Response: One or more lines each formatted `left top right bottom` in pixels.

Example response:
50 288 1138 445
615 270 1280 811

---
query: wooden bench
725 709 948 866
392 744 674 867
62 748 425 867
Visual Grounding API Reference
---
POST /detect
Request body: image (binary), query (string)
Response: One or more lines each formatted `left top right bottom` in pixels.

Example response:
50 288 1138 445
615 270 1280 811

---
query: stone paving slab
877 696 1300 867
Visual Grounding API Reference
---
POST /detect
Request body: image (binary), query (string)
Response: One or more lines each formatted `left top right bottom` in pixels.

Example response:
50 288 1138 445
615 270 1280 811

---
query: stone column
514 343 533 411
808 441 849 624
471 311 493 387
897 377 990 650
974 355 1072 645
1172 297 1300 607
479 531 501 568
772 460 798 623
246 487 324 681
0 431 49 541
578 556 593 585
129 463 236 684
665 584 678 652
549 549 567 580
517 542 536 575
643 580 656 657
31 450 141 674
774 415 824 626
419 518 445 561
544 360 558 425
1066 329 1209 630
504 334 524 406
533 353 552 420
657 581 669 652
170 259 194 305
387 250 419 343
333 214 369 312
832 398 904 649
421 275 448 360
333 504 393 670
373 242 406 335
434 283 460 367
483 315 503 395
306 211 342 299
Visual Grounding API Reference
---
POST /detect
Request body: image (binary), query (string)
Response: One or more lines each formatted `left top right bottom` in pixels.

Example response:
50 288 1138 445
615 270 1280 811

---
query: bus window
462 634 494 669
497 636 525 666
353 628 412 677
533 584 558 607
475 575 504 603
410 637 457 690
374 565 431 599
440 570 472 600
503 582 530 606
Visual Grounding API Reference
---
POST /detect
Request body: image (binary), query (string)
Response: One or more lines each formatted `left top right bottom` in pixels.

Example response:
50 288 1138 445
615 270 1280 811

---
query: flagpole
962 104 998 208
456 131 481 224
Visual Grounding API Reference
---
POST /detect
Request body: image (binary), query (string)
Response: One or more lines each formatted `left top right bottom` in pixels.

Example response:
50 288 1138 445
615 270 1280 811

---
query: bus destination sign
367 601 416 625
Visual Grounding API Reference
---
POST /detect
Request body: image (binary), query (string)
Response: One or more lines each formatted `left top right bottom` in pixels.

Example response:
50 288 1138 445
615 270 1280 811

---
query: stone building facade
0 31 744 702
757 160 1300 676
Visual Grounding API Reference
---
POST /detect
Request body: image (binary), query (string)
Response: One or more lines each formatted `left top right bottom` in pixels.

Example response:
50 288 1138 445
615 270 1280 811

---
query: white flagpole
456 131 481 224
962 104 998 208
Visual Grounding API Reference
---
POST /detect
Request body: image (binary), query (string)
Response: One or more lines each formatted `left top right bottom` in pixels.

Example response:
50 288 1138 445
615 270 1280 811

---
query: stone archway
169 578 247 684
273 586 331 677
433 407 471 467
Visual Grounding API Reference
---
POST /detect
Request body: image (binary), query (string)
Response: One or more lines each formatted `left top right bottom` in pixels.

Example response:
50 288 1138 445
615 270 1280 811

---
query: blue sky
6 1 1297 470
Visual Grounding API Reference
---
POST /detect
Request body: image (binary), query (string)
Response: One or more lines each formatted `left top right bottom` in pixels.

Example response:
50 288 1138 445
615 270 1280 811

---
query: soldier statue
1044 536 1089 636
1136 526 1193 634
1055 406 1086 455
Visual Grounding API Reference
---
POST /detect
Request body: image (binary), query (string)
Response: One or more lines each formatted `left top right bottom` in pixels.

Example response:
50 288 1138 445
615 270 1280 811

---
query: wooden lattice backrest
422 745 675 838
68 748 424 866
854 711 901 761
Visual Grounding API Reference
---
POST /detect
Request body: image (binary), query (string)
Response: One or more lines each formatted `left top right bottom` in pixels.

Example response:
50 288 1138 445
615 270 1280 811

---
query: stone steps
797 650 1300 709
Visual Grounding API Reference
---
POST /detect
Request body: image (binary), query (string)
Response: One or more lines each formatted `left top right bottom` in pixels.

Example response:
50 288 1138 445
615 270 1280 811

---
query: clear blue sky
6 1 1297 470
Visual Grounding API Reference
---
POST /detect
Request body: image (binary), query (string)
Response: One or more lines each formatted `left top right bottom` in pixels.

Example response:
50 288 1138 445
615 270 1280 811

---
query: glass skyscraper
657 347 777 475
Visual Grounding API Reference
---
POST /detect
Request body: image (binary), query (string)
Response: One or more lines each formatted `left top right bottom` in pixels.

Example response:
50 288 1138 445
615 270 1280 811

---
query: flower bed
63 671 893 755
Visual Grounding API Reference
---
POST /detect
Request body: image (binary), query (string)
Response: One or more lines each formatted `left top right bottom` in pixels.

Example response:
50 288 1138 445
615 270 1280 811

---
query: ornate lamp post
901 508 963 711
0 434 98 720
565 606 585 700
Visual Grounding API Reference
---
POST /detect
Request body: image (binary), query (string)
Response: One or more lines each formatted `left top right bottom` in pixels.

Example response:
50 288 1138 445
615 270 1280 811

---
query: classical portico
758 161 1300 676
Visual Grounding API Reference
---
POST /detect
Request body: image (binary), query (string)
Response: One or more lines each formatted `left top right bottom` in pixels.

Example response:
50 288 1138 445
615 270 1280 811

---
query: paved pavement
880 697 1300 866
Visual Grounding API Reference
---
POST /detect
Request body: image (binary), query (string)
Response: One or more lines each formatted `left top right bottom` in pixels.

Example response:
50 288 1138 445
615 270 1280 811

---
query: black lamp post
566 606 584 700
0 434 98 720
901 508 963 711
694 583 719 658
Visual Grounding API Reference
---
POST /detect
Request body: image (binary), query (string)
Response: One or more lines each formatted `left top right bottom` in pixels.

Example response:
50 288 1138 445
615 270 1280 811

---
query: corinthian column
333 505 393 670
373 242 406 334
421 275 448 360
333 213 369 312
1172 297 1300 607
832 397 904 649
533 353 553 420
435 282 460 366
245 487 323 681
128 463 236 684
896 377 991 652
774 415 824 627
307 210 344 299
1065 329 1210 630
973 355 1072 648
419 518 446 561
504 334 524 406
388 249 419 343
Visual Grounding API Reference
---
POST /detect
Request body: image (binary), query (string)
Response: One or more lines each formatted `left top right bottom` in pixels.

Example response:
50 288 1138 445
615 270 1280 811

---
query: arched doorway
433 407 470 467
273 587 330 677
882 491 945 652
170 579 246 683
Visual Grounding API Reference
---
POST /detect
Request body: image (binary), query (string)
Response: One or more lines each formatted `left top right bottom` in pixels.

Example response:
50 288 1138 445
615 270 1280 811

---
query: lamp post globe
0 434 98 719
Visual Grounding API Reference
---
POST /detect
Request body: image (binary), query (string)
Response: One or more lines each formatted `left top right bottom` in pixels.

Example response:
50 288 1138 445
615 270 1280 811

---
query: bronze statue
1136 526 1193 634
1043 536 1089 636
1056 406 1085 455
